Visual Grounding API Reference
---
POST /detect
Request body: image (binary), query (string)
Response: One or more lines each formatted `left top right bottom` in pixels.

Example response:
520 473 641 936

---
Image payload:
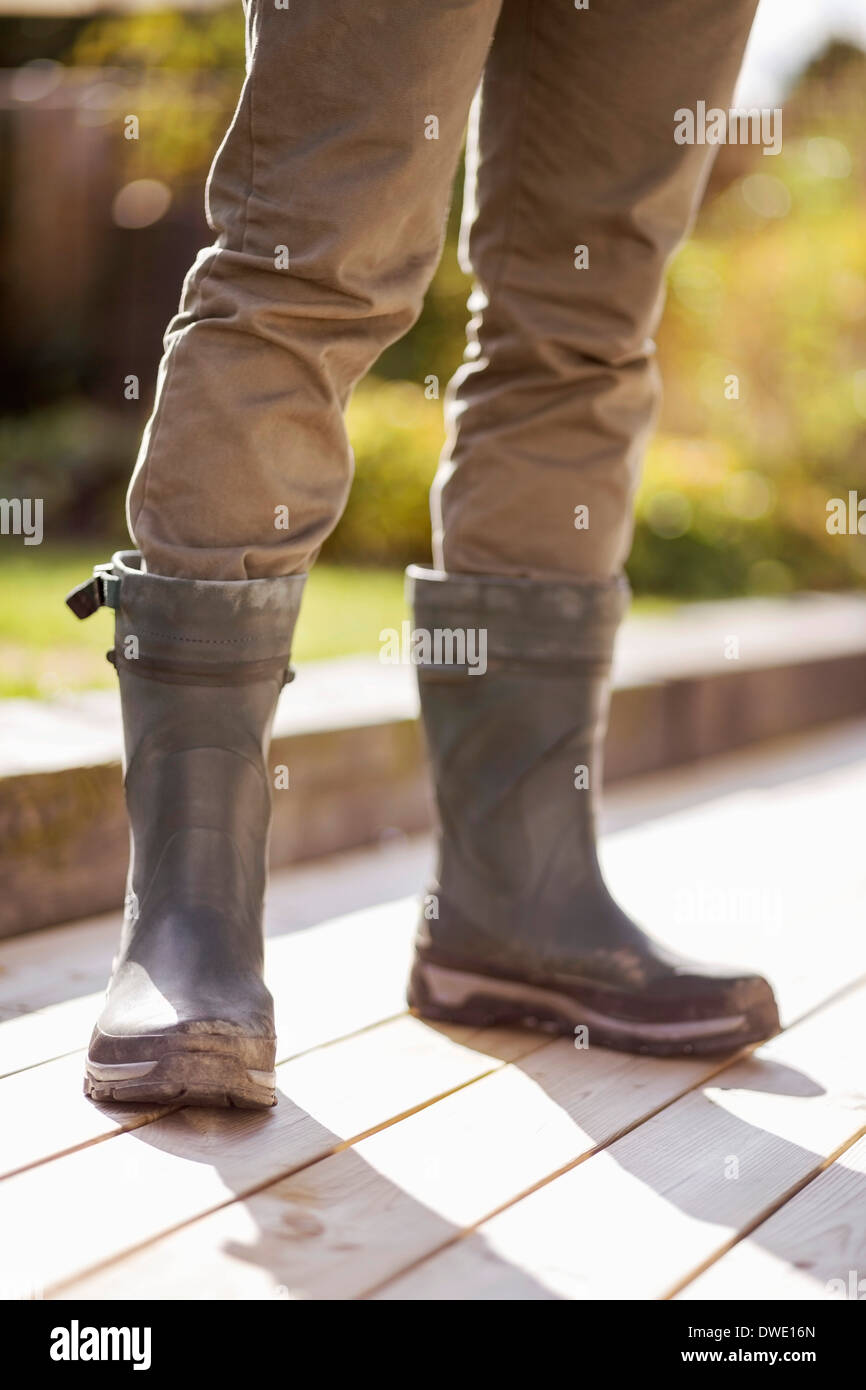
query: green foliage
68 9 245 72
628 93 866 596
323 381 443 567
62 10 246 183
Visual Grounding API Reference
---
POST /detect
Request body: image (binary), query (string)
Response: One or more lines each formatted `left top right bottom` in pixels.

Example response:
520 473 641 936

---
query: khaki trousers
128 0 757 582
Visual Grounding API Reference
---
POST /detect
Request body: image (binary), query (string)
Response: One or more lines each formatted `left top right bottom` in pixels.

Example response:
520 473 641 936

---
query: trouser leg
433 0 758 580
129 0 501 580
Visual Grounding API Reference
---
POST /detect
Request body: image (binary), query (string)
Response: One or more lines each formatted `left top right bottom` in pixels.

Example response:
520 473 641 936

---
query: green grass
0 546 408 698
0 544 677 699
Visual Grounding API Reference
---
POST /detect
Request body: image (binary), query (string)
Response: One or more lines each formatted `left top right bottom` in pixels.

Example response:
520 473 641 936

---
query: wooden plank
677 1133 866 1301
0 1052 172 1181
1 887 851 1222
0 809 430 1036
373 983 866 1300
0 994 103 1081
0 888 419 1177
3 723 864 1298
269 900 415 1059
0 898 416 1080
60 1039 732 1299
0 912 116 1021
0 1013 543 1296
0 833 431 1020
3 717 863 1071
1 743 861 1081
599 756 866 1026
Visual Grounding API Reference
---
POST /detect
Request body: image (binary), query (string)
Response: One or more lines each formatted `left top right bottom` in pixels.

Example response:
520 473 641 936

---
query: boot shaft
68 553 306 957
408 567 629 953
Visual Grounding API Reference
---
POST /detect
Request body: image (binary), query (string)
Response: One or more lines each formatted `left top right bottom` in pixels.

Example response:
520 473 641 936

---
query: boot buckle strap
65 565 120 620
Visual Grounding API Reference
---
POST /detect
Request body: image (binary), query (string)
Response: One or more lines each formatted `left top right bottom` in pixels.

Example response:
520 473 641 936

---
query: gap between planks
665 1121 866 1300
676 1131 866 1300
367 980 866 1301
52 974 865 1301
2 725 864 1297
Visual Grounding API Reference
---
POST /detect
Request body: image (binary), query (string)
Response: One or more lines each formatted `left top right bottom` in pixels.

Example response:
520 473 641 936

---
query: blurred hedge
0 402 137 544
325 382 442 567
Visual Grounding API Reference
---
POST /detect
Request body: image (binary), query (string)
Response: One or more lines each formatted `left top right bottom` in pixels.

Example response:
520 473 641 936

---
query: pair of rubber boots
67 553 779 1108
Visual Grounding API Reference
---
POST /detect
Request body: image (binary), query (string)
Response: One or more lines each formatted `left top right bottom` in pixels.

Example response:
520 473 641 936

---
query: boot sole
84 1050 277 1109
408 958 779 1058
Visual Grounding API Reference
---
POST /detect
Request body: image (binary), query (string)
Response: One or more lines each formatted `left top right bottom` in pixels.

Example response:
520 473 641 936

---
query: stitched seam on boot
120 629 281 646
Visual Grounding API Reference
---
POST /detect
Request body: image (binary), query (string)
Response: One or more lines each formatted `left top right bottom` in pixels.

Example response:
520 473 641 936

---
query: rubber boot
405 567 780 1056
66 551 305 1107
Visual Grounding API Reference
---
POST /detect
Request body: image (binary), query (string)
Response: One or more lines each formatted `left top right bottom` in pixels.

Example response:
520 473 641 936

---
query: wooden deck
1 719 865 1302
